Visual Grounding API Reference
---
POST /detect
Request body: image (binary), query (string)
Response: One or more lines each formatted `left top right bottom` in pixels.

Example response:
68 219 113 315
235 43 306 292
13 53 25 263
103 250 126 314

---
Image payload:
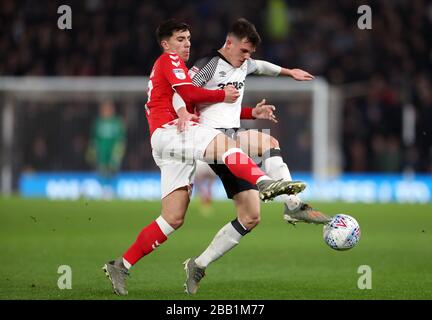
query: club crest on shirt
173 68 186 80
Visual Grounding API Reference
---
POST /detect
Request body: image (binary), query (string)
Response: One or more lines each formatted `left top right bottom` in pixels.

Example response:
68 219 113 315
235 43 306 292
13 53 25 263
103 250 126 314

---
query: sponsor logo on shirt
217 81 244 90
173 68 186 80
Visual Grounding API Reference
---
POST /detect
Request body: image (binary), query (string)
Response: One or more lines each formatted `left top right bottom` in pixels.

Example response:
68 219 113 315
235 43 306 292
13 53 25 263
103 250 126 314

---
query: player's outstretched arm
280 67 315 81
251 60 314 81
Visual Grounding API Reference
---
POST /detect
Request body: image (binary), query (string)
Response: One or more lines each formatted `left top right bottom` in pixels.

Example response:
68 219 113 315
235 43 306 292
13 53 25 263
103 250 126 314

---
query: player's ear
225 37 232 48
160 39 169 51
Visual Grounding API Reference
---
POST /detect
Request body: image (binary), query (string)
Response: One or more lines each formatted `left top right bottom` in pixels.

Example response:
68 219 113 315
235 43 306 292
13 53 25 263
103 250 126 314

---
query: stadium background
2 0 431 174
1 0 432 300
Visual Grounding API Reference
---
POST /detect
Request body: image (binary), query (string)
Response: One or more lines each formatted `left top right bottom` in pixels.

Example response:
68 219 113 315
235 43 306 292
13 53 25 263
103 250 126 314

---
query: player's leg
236 130 331 225
184 190 259 294
203 131 306 201
184 164 259 294
122 186 188 267
195 190 259 264
103 133 195 295
150 123 305 201
103 188 188 296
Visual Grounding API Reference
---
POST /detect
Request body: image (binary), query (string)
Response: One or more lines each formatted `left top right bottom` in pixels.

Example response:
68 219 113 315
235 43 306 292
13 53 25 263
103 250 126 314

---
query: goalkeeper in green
87 101 125 180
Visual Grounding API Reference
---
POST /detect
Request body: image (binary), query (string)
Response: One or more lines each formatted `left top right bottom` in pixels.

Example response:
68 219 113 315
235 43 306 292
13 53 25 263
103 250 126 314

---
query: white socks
123 258 132 269
262 148 292 181
155 215 175 236
262 148 301 210
195 219 248 268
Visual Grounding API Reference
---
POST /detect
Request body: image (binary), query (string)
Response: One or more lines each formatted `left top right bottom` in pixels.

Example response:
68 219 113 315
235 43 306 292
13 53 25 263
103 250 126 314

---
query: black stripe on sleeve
191 56 219 87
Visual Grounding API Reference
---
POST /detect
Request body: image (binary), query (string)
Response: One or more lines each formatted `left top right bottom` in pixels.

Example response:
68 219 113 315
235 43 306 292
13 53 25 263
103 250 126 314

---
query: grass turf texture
1 198 431 300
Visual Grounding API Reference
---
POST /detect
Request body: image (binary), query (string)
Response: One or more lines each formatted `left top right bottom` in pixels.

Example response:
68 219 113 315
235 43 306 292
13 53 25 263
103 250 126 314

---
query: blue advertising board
19 172 432 203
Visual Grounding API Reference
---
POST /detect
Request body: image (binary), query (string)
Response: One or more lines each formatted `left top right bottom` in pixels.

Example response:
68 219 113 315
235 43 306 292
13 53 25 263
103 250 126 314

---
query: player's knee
239 213 261 230
225 137 237 150
161 214 185 230
169 217 185 229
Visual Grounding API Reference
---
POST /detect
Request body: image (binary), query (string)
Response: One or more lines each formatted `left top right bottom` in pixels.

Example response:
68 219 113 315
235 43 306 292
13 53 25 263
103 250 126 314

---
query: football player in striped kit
176 18 332 294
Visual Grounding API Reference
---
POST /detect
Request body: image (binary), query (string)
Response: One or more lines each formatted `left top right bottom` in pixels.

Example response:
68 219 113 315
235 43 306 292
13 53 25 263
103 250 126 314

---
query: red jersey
145 52 192 135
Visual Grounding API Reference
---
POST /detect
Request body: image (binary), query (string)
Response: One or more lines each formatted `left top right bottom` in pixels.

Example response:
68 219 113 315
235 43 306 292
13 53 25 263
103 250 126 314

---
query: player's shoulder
191 50 220 70
160 51 180 60
157 52 183 66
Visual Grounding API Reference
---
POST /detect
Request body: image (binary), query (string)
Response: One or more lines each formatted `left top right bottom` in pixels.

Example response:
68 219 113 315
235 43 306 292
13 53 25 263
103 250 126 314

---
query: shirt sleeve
240 107 255 119
159 53 193 87
247 59 281 76
190 56 219 87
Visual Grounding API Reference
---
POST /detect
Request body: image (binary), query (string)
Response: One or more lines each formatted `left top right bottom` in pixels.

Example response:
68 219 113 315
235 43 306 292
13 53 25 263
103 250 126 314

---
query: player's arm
240 99 278 123
248 59 314 81
161 54 239 104
172 92 198 133
279 66 314 81
175 84 239 104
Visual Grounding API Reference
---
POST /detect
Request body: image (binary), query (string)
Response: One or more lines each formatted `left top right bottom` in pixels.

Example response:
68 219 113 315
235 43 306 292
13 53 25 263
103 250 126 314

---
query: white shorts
151 120 221 198
195 160 217 178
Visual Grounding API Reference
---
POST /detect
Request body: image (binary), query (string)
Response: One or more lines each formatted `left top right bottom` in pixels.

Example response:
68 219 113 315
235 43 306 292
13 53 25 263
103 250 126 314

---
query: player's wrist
241 107 255 119
282 68 293 77
219 89 226 101
177 107 189 116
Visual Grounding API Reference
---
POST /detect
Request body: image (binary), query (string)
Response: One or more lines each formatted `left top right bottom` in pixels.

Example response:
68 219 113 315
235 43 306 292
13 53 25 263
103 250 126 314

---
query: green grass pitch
1 197 431 300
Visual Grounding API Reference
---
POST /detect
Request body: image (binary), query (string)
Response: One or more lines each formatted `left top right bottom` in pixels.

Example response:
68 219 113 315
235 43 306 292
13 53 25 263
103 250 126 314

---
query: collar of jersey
214 49 235 68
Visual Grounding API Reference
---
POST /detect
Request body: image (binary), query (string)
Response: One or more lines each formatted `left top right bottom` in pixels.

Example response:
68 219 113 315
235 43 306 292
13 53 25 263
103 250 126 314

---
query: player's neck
217 48 234 67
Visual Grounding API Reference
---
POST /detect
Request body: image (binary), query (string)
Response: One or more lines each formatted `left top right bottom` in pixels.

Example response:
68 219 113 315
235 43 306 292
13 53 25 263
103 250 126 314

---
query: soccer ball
323 214 361 251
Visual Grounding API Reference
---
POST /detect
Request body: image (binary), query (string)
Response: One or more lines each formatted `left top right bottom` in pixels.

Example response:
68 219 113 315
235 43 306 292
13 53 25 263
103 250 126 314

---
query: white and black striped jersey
189 50 267 129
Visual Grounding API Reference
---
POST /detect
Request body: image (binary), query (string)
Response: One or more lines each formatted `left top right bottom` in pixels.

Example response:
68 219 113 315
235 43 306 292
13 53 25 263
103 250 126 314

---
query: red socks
123 220 168 266
222 148 266 185
122 149 265 267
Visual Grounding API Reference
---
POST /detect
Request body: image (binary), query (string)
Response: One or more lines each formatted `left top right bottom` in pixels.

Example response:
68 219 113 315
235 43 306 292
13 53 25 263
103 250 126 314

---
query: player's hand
223 85 240 103
177 107 199 133
289 69 315 81
252 99 278 123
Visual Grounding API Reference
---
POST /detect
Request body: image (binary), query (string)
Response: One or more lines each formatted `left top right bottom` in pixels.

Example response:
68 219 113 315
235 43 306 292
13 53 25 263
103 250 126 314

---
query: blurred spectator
86 101 126 177
1 0 431 173
28 135 50 171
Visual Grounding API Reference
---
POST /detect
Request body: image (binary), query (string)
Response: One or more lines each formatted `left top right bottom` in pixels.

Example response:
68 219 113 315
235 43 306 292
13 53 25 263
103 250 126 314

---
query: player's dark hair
228 18 261 47
156 19 190 45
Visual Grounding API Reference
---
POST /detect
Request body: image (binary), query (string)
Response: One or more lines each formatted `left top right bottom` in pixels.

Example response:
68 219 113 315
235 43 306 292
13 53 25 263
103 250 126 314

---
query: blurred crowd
1 0 431 173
